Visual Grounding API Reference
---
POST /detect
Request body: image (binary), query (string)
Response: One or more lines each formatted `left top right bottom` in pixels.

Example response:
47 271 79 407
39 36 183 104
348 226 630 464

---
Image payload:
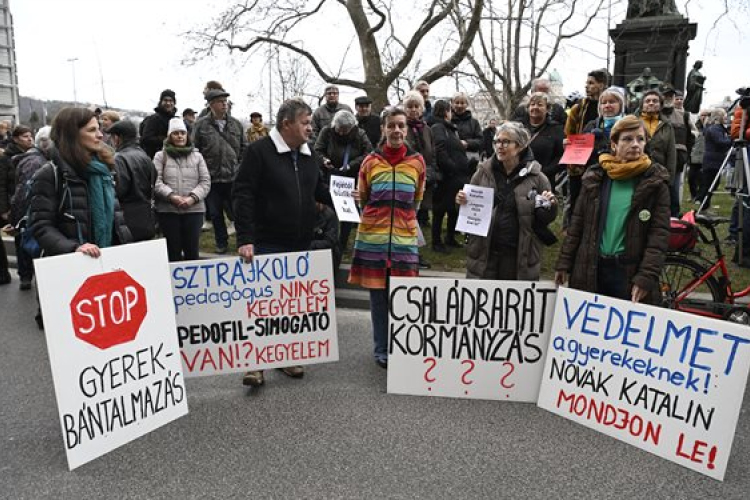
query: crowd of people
1 70 749 377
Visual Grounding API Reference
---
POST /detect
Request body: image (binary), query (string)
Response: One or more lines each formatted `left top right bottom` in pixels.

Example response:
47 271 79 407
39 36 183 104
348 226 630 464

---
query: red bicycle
660 211 750 324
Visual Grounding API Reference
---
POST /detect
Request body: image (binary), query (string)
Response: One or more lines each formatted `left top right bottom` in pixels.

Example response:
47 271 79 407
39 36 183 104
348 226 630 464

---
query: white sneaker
202 221 213 231
227 222 236 236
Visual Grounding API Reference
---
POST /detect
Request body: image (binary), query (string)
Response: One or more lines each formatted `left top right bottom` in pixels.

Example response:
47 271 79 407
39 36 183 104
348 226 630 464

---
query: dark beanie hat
107 120 138 140
160 89 176 102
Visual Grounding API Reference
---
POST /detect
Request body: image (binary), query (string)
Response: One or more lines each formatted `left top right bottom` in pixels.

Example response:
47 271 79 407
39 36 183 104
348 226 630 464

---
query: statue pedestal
609 15 697 91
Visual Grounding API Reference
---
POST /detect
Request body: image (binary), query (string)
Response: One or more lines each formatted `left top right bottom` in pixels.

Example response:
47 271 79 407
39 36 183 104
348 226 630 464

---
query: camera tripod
697 104 749 261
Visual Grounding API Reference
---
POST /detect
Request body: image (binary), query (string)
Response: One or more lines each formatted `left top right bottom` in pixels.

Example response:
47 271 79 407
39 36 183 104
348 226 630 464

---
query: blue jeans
370 289 389 362
14 234 34 280
597 258 630 301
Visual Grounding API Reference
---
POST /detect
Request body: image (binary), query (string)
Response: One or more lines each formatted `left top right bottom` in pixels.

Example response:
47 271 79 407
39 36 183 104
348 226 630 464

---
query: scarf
640 112 660 137
382 144 407 166
602 115 622 140
407 119 424 133
599 153 651 180
164 143 194 158
248 123 268 140
86 157 115 248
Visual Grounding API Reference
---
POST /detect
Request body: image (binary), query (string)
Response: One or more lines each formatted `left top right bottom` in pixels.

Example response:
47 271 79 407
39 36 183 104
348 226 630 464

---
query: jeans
370 289 389 362
206 181 234 248
158 212 204 261
670 169 683 217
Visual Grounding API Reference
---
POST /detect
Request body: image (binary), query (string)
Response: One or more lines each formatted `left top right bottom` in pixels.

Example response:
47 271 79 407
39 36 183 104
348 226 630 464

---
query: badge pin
639 209 651 222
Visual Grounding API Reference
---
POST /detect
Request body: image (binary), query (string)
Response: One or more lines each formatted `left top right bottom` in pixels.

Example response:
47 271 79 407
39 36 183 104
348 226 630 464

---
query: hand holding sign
455 184 493 237
559 134 595 165
330 175 360 223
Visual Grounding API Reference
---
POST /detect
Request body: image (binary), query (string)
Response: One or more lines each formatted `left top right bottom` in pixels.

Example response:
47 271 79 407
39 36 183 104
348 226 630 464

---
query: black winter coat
431 119 471 180
356 114 381 149
523 118 565 176
0 141 27 216
10 148 48 225
140 107 175 160
451 111 483 153
314 126 373 182
233 135 332 250
702 124 732 172
114 141 157 241
29 151 132 256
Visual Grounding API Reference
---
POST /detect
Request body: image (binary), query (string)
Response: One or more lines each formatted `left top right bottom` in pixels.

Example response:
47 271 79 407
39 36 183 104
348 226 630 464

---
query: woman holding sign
555 115 670 304
456 121 557 280
349 107 426 368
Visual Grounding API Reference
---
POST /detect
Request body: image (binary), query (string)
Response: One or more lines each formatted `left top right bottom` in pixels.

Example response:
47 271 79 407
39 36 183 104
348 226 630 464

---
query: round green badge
639 209 651 222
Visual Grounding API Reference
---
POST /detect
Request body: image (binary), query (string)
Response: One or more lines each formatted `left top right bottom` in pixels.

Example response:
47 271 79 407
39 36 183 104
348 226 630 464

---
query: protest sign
387 278 557 402
171 249 339 377
330 175 360 223
36 240 188 470
559 134 595 165
537 287 750 480
456 184 493 237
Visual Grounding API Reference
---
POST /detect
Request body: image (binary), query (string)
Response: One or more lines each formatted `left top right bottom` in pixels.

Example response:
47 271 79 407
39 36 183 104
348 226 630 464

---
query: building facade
0 0 19 124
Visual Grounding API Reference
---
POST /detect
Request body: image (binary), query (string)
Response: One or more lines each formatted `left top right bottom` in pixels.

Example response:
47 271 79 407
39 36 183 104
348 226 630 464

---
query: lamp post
67 57 79 106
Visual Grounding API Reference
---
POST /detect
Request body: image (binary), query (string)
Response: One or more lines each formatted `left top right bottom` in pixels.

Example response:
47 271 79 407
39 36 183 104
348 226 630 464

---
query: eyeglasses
494 139 514 147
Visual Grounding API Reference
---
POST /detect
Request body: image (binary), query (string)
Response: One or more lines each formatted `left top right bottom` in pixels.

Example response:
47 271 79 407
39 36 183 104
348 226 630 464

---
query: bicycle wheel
660 255 725 316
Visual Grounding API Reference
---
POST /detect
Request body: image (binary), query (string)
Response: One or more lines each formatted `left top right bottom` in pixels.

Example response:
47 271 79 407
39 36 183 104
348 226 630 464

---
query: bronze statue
626 0 679 18
627 67 663 111
684 61 706 114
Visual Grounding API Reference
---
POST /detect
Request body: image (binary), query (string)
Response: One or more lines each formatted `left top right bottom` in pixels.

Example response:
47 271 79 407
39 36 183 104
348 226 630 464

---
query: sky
10 0 746 120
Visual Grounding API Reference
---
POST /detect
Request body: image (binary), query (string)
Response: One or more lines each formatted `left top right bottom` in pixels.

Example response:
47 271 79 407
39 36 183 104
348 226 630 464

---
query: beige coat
154 149 211 214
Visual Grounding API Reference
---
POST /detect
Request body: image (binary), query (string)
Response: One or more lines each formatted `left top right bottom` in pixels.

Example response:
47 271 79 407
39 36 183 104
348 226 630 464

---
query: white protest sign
456 184 493 237
171 249 339 377
330 175 361 223
387 278 557 402
35 239 188 470
537 287 750 480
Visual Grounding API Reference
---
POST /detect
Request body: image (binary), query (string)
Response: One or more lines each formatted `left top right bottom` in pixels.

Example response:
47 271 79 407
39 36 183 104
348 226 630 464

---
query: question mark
242 341 254 367
500 361 515 397
461 360 475 385
423 357 437 391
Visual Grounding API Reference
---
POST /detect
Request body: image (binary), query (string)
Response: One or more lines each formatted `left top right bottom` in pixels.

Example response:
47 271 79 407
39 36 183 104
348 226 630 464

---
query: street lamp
67 57 79 107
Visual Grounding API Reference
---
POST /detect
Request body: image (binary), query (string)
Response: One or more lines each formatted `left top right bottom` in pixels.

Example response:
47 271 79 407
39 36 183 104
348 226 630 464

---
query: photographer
730 91 750 267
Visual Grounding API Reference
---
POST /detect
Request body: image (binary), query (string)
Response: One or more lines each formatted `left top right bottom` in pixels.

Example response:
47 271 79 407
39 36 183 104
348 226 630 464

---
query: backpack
18 162 74 258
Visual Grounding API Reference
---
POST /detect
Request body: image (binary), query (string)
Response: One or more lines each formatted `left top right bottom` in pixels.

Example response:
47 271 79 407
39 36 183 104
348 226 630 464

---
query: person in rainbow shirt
348 107 426 369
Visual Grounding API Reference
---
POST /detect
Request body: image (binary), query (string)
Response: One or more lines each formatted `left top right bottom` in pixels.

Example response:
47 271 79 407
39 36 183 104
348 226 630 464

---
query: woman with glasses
456 121 557 280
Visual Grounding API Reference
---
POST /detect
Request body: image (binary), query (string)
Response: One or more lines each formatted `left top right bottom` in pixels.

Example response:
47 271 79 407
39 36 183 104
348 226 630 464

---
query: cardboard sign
171 250 339 377
456 184 493 237
330 175 361 223
537 287 750 480
387 278 557 402
559 134 595 165
36 240 188 470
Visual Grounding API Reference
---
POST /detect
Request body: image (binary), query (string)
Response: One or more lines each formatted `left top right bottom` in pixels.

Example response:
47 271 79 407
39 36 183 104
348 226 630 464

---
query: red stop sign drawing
70 270 148 350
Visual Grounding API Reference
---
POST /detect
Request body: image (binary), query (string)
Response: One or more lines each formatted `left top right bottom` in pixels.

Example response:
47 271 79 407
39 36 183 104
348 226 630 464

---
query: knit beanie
160 89 176 103
168 117 187 135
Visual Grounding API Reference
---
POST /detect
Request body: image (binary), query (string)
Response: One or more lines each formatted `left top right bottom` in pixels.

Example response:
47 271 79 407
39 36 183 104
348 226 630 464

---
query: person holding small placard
456 121 557 280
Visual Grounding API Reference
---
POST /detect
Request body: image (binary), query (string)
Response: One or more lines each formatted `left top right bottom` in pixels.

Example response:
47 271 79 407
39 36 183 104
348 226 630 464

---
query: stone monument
610 1 696 98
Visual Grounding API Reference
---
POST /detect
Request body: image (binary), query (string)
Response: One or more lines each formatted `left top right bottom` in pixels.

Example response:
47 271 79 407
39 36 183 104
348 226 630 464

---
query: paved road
1 282 749 499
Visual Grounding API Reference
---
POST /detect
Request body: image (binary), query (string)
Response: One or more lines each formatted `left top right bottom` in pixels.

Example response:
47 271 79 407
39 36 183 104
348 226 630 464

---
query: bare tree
187 0 485 110
455 0 610 119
